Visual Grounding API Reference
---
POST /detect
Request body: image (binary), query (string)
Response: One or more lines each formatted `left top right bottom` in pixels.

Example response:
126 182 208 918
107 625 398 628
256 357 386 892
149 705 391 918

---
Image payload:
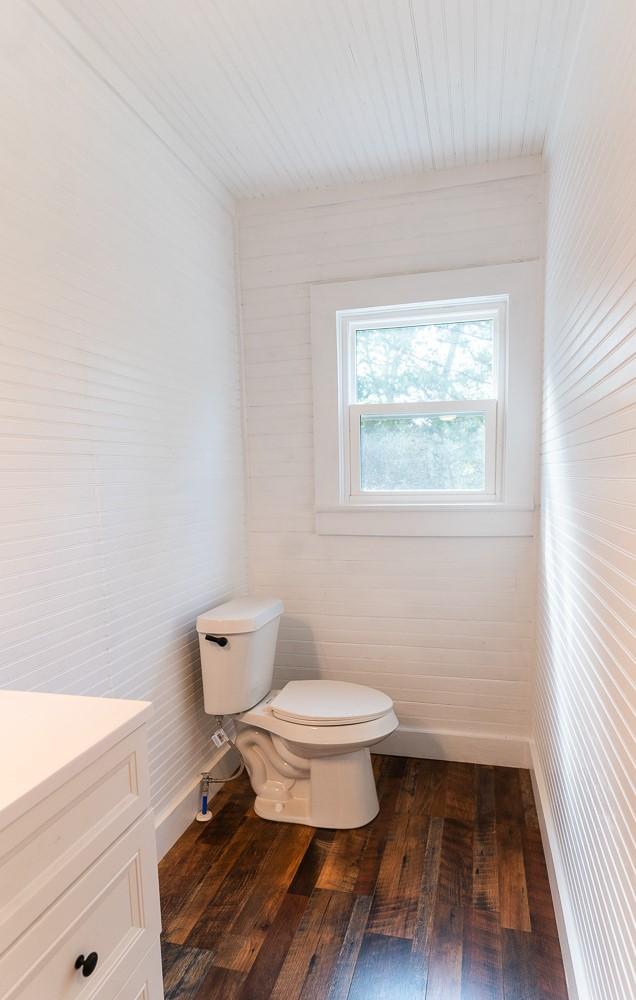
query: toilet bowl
196 596 399 830
236 680 398 828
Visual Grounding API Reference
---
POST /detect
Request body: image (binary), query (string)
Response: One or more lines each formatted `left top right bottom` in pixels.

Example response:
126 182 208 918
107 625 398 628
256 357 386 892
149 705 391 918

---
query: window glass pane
355 319 494 403
360 412 486 492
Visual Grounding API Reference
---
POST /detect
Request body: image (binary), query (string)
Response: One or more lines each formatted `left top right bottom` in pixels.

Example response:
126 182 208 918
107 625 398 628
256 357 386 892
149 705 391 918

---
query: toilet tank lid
196 596 283 635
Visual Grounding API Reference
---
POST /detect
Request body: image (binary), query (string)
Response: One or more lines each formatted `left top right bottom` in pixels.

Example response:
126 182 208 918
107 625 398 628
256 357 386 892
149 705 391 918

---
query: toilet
196 596 398 828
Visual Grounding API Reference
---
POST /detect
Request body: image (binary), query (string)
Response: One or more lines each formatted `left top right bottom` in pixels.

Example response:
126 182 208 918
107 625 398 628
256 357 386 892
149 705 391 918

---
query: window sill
315 504 536 537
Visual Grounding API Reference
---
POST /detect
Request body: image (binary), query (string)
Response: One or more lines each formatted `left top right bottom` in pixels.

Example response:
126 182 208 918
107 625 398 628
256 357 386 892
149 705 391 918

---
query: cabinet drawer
0 811 161 1000
0 728 150 953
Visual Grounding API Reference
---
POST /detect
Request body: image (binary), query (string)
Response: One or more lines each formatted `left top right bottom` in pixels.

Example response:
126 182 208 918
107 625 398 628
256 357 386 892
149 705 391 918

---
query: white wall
0 1 246 820
536 2 636 997
238 158 544 761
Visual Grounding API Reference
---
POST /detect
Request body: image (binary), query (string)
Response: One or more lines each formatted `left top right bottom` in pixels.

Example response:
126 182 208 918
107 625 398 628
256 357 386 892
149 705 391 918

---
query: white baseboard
529 740 588 1000
154 744 230 862
375 723 530 768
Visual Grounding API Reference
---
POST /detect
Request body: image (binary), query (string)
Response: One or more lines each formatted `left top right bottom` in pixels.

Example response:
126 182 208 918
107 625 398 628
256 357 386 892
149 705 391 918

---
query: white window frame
310 261 542 537
341 299 506 504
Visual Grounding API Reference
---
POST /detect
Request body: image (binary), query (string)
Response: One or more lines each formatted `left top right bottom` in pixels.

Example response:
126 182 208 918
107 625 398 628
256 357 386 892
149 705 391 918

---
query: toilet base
236 728 380 829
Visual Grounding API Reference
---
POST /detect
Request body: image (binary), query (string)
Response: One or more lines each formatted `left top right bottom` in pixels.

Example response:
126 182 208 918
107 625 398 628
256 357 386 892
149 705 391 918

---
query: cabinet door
0 812 161 1000
109 941 164 1000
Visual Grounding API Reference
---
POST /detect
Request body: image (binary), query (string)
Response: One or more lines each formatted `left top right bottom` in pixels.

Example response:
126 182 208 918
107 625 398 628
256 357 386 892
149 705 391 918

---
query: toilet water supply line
196 715 246 822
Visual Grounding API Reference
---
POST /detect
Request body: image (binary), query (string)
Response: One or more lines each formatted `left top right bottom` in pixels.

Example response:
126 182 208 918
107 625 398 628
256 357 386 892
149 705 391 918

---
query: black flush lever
205 634 228 647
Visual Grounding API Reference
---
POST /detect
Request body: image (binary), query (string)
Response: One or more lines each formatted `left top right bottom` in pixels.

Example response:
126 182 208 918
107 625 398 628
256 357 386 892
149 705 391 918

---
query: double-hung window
343 299 504 503
310 262 541 536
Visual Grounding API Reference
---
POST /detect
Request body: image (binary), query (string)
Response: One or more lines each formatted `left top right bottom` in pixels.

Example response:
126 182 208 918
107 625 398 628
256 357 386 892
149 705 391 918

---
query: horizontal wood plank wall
0 2 246 817
538 1 636 997
238 159 543 744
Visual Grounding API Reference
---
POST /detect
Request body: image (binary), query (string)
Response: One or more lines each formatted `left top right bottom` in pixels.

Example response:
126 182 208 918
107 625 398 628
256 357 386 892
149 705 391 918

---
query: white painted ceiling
59 0 580 200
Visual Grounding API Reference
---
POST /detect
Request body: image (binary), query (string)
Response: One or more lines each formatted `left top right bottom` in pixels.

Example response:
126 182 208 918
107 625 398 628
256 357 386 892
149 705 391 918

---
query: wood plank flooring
158 756 568 999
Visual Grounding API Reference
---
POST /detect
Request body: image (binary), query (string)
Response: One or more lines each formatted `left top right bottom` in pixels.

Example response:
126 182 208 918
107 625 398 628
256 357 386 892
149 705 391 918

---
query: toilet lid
271 680 393 726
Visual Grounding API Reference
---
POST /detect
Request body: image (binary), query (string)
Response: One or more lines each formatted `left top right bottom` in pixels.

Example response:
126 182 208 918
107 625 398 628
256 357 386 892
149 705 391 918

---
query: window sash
345 301 505 408
348 399 498 501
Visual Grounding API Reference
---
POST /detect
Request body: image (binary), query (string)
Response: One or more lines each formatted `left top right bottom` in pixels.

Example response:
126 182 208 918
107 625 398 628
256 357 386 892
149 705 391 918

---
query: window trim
310 261 542 537
340 298 506 504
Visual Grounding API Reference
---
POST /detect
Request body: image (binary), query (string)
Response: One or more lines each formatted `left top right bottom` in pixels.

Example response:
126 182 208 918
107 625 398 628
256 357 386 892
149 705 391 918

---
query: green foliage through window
355 320 494 404
360 412 486 492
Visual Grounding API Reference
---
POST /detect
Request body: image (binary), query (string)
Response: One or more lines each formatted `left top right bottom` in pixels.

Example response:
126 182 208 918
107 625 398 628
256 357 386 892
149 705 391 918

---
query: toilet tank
196 596 283 715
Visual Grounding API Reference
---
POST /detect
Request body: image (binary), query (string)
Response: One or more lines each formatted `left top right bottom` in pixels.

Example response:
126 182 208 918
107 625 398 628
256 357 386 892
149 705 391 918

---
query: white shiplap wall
537 1 636 997
0 1 246 818
239 158 543 752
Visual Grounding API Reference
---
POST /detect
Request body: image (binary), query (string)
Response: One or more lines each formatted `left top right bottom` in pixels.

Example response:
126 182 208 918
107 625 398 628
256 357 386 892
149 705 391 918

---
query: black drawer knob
75 952 99 977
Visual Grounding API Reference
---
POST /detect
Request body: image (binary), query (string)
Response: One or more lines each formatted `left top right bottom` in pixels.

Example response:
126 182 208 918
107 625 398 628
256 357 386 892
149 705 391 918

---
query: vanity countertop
0 690 151 829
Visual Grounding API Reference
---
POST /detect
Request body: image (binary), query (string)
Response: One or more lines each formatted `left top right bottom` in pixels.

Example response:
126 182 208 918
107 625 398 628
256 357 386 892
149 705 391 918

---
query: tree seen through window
355 320 493 491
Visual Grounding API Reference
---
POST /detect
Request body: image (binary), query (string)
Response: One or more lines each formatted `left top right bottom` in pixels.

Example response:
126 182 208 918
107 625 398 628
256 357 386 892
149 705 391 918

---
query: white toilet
196 596 398 829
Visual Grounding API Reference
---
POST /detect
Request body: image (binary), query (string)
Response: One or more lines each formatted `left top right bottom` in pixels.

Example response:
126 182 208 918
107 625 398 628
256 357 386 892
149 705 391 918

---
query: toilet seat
271 680 393 726
239 686 398 750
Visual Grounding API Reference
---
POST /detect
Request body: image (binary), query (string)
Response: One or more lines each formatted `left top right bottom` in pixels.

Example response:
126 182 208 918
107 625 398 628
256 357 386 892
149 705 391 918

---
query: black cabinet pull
75 952 99 977
205 634 228 647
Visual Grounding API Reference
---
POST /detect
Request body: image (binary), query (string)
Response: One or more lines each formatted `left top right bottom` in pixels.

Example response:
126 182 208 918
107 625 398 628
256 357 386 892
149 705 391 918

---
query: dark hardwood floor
158 755 568 999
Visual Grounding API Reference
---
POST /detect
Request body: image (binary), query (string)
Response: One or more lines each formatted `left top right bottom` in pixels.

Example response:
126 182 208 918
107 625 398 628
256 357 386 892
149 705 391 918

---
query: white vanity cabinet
0 691 164 1000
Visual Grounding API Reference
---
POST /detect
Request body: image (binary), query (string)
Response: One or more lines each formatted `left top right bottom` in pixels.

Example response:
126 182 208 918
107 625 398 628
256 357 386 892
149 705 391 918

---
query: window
343 300 505 503
310 262 541 536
